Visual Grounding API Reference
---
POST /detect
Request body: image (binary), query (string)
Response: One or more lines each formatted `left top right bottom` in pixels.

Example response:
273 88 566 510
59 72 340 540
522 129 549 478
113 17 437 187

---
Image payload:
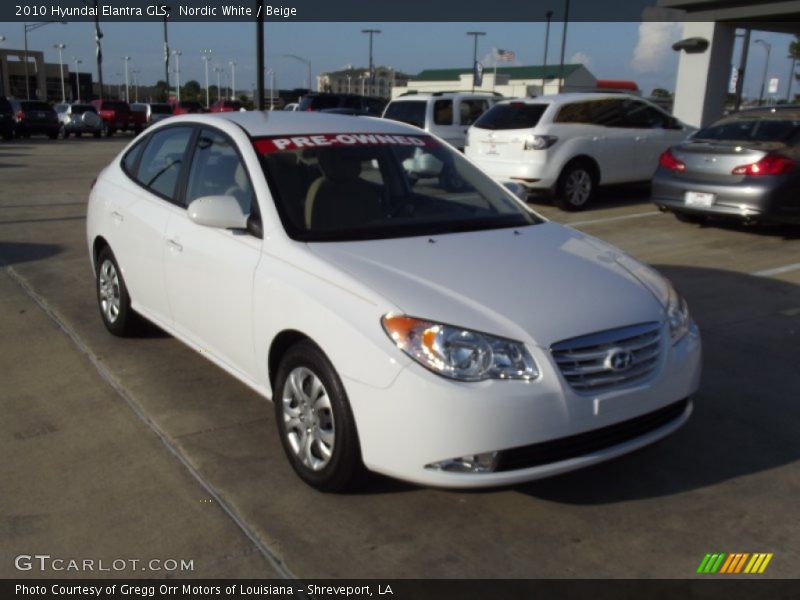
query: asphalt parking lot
1 136 799 579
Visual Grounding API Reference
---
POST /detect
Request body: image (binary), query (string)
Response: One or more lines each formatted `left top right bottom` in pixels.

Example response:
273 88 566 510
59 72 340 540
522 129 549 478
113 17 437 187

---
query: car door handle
111 210 124 222
166 239 183 252
592 136 606 142
634 136 646 142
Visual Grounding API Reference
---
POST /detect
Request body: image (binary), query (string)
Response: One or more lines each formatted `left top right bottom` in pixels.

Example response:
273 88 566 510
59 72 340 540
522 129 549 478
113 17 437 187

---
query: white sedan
86 112 701 491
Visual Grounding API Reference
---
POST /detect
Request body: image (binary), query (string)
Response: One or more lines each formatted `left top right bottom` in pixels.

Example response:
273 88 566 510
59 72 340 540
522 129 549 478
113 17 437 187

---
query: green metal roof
413 64 583 82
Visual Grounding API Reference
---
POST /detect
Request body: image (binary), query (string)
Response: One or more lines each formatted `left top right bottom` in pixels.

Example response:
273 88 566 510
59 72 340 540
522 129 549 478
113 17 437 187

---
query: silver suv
54 103 103 138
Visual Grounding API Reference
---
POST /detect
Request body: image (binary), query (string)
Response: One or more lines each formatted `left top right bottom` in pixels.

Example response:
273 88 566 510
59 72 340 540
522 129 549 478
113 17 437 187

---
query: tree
183 80 202 100
789 35 799 83
154 80 169 101
651 88 673 99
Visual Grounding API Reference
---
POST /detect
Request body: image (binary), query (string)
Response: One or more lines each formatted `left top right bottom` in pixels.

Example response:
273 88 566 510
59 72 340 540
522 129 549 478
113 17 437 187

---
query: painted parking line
751 263 800 277
564 211 662 228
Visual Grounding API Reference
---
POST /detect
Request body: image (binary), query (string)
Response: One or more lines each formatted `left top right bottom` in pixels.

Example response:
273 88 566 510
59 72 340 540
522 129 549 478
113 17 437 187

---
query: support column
673 21 736 128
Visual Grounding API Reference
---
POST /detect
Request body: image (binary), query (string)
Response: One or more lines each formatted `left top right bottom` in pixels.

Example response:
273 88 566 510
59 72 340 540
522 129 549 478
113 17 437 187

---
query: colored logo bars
697 553 773 574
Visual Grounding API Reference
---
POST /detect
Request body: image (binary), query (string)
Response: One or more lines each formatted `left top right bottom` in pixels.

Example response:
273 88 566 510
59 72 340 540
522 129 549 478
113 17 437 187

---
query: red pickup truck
91 100 145 136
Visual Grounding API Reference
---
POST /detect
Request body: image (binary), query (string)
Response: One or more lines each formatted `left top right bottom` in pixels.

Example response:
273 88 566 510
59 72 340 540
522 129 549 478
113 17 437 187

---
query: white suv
383 91 498 151
466 93 692 210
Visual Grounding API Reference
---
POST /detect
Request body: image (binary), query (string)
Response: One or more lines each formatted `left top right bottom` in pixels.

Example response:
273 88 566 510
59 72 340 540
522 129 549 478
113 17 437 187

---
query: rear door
622 98 687 178
468 102 549 163
428 98 464 148
162 127 262 379
111 125 196 323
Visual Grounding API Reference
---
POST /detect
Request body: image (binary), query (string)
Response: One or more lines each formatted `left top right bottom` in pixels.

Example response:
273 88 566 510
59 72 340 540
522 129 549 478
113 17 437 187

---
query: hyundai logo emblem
606 349 634 372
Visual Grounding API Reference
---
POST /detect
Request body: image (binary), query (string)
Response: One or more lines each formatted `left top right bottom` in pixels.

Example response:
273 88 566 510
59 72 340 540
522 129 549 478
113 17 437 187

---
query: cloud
631 11 683 73
570 52 592 68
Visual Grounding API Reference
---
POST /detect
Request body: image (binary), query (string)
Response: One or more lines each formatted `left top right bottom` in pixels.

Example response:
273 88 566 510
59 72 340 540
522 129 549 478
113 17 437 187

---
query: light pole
266 68 275 108
173 50 182 102
214 66 223 103
229 61 237 100
54 43 66 102
162 10 170 100
466 31 486 92
72 57 82 101
24 22 65 100
558 0 571 93
361 28 381 92
755 39 772 106
201 48 212 108
786 52 796 102
131 69 140 102
122 56 131 102
284 54 312 90
543 10 553 72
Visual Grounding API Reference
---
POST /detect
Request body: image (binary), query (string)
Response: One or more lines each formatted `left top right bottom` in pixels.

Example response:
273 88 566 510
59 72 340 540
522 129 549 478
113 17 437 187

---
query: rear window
694 118 800 143
223 101 241 110
179 101 202 111
474 103 548 130
22 101 52 111
151 104 173 114
384 101 426 129
299 95 340 111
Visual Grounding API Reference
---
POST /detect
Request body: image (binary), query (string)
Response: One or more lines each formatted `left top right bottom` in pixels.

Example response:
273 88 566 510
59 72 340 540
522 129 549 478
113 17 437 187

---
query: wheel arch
559 154 601 185
268 329 314 390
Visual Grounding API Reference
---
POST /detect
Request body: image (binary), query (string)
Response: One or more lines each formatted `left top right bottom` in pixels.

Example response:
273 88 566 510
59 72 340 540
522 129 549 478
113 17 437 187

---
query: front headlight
382 314 539 381
666 284 690 342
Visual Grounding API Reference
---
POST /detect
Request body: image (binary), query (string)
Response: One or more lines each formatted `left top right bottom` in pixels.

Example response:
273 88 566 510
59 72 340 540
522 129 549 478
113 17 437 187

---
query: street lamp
543 10 553 72
266 68 275 108
229 61 237 100
131 69 140 103
201 48 213 108
213 65 223 103
755 39 772 106
466 31 486 92
173 50 182 102
283 54 312 90
122 56 131 102
54 43 66 102
361 28 381 92
558 0 571 93
23 21 66 100
72 57 82 101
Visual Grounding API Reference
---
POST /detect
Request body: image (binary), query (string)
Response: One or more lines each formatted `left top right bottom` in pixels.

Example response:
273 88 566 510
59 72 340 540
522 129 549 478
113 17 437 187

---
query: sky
0 21 796 100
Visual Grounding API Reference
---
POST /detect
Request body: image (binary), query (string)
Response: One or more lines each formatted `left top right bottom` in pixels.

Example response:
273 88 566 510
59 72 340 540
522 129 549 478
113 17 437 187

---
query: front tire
555 161 597 211
273 341 366 492
95 246 139 336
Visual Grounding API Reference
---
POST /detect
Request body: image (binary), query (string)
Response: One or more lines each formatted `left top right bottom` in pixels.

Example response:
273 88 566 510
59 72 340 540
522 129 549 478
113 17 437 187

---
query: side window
555 101 593 124
122 137 148 177
458 99 489 126
433 99 453 125
624 100 667 129
588 99 625 127
136 127 194 201
185 129 254 214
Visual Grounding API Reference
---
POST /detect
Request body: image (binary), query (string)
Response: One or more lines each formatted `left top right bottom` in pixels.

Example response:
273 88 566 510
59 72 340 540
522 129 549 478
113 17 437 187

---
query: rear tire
555 160 597 211
95 246 140 336
273 341 366 493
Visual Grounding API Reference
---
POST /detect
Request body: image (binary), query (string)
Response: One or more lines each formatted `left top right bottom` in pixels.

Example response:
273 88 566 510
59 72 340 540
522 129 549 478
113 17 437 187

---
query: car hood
308 222 668 348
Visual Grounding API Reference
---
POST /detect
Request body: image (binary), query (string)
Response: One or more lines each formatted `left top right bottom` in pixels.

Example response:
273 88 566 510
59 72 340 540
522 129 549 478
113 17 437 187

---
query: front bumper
652 168 800 223
344 322 701 488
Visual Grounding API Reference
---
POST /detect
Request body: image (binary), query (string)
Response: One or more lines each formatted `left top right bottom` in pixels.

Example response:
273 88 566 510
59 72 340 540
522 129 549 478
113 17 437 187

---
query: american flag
495 49 515 62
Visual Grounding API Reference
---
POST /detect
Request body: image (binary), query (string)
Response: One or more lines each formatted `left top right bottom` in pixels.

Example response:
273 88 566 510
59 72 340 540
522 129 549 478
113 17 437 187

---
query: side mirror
187 195 248 230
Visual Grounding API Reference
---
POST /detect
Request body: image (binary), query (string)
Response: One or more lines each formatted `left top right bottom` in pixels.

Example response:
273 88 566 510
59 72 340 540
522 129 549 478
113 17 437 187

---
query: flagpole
493 49 497 92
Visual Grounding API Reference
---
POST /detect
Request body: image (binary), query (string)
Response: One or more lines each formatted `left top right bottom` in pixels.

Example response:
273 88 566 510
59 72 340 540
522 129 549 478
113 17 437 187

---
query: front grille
496 399 689 472
551 322 663 393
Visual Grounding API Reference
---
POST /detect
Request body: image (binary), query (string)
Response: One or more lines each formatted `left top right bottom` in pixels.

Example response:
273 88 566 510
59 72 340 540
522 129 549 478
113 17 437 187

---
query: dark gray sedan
651 107 800 225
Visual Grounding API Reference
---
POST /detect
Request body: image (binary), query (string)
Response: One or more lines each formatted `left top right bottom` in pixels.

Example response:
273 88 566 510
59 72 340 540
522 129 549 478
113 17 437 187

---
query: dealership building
662 0 800 126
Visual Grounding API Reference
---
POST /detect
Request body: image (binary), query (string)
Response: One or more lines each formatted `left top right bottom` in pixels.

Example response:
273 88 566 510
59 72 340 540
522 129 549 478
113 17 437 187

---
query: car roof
494 92 644 106
391 91 498 101
166 111 425 137
732 106 800 119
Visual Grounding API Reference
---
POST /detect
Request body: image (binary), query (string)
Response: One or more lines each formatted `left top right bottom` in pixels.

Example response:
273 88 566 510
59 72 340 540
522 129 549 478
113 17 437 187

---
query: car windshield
474 103 548 130
150 104 173 114
255 133 540 242
694 117 800 143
